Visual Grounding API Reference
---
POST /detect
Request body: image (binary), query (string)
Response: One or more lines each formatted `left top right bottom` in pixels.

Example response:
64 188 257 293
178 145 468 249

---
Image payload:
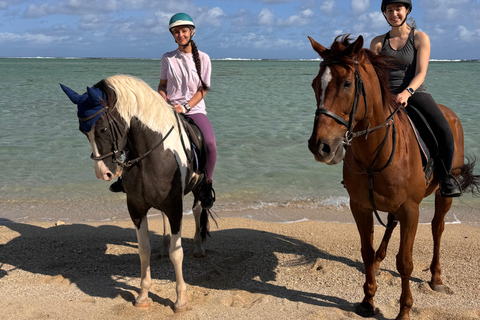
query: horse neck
127 118 166 156
349 71 396 168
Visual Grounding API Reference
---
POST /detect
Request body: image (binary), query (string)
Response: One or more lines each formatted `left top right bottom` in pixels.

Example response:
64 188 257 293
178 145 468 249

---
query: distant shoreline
1 56 479 62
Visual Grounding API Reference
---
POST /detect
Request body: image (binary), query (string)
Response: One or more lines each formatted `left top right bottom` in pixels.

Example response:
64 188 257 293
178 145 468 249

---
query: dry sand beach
1 206 480 320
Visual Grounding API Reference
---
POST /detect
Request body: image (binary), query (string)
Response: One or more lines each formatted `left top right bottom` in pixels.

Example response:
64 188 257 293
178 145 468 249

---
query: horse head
307 35 368 165
60 83 127 181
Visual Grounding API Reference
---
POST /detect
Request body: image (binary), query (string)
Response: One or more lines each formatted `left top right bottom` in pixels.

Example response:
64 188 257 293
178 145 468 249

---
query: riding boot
201 180 215 209
438 150 461 197
440 174 462 197
109 177 125 193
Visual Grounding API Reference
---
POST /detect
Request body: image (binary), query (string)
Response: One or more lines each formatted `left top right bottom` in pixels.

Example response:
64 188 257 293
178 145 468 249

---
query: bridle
314 58 402 228
79 98 174 170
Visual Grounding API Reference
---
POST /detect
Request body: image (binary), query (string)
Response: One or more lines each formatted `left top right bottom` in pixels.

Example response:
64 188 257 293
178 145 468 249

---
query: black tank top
381 28 427 94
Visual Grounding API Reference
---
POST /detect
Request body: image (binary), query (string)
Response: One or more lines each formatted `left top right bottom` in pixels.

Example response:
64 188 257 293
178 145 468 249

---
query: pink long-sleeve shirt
160 49 211 115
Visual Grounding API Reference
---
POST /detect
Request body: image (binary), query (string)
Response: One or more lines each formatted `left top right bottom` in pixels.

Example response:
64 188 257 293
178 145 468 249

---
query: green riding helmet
169 13 196 37
381 0 412 12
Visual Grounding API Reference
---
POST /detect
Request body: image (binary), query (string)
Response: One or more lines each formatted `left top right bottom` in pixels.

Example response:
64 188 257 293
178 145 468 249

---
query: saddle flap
180 115 207 173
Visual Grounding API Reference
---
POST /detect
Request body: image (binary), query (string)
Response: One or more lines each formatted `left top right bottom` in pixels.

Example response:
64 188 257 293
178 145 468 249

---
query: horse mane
95 75 177 134
326 35 402 111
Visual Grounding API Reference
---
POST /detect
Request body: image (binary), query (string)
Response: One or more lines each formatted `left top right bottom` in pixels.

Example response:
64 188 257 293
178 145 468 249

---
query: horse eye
343 80 352 89
101 127 108 133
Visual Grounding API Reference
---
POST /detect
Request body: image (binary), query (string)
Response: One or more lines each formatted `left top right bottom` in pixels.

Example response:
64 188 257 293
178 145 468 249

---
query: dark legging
186 113 217 181
406 92 455 176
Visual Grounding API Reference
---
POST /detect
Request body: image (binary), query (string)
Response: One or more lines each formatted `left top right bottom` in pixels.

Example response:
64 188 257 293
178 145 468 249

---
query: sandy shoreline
1 211 479 320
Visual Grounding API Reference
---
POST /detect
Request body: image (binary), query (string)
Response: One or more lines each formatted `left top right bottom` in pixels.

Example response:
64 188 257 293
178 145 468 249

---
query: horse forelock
323 34 398 112
103 75 177 135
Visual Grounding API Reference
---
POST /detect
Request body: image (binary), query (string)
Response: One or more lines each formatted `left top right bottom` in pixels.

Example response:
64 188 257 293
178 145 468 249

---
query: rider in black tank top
370 0 461 197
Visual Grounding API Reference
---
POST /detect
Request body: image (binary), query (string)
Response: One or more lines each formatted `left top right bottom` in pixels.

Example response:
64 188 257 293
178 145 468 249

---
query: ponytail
190 40 209 91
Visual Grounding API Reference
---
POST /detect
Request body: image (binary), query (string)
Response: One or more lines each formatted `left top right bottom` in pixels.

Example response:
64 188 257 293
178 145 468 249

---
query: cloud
457 25 480 42
351 0 369 14
258 8 274 26
277 9 314 27
0 32 68 44
320 1 335 14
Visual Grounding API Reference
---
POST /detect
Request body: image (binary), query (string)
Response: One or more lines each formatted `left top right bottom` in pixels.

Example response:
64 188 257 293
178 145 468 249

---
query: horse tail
200 208 218 241
459 155 480 196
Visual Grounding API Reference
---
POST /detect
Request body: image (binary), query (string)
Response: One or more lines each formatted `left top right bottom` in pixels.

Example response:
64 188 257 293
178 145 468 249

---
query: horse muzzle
308 137 344 165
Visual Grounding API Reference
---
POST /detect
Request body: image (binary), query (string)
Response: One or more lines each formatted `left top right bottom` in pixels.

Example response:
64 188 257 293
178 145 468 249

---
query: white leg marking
134 217 152 308
170 226 187 311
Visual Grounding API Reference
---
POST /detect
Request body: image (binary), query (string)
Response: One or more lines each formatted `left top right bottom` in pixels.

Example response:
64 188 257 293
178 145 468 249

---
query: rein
316 59 401 228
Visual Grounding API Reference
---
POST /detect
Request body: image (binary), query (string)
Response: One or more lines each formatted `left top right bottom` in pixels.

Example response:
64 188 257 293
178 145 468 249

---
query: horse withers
61 74 212 312
307 35 479 320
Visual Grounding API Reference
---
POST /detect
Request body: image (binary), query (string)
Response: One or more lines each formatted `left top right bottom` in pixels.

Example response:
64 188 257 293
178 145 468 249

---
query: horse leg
134 216 153 308
351 202 377 317
169 227 188 312
161 213 171 258
374 213 398 274
395 204 420 320
192 201 206 258
429 193 452 293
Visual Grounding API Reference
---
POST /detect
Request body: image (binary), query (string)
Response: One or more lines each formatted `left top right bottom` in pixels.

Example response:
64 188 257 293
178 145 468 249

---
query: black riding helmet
381 0 412 13
381 0 412 26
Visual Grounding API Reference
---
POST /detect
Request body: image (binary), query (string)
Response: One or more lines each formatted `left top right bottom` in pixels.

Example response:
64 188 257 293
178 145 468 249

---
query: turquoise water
1 58 479 223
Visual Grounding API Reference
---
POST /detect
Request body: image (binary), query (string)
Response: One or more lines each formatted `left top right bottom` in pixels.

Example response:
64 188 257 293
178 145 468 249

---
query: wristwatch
406 87 415 96
183 103 191 113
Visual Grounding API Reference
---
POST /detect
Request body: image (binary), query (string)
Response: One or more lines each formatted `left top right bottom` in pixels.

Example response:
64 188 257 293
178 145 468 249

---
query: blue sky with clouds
1 0 479 59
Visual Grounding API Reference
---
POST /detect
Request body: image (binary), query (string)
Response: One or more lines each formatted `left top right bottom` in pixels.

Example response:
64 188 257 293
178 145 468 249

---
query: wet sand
1 206 479 320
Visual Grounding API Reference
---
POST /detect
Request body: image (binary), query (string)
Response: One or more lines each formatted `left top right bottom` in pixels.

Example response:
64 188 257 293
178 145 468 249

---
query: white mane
105 74 177 135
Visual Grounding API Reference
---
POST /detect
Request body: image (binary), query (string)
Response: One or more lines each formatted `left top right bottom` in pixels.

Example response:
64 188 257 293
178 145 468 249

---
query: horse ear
345 35 364 57
87 86 102 106
60 84 83 104
308 36 328 58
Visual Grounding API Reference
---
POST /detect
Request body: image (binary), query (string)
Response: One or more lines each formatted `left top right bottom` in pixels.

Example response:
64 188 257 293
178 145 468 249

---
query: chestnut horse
61 75 211 312
307 35 479 320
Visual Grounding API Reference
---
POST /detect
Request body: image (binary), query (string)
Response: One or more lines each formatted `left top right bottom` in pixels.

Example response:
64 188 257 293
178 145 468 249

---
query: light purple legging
186 113 217 182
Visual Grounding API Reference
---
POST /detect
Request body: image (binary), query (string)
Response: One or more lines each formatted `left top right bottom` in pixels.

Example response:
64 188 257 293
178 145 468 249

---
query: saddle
177 114 207 193
403 105 438 182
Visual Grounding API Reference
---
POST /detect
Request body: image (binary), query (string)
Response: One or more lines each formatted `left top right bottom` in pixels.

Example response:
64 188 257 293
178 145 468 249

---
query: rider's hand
173 104 186 113
395 90 410 108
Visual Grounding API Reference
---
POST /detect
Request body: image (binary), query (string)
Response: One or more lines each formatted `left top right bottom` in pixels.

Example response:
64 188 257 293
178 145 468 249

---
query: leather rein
316 59 401 228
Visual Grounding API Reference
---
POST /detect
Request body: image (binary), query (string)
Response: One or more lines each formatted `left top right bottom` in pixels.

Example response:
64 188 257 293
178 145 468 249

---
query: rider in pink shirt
158 13 217 209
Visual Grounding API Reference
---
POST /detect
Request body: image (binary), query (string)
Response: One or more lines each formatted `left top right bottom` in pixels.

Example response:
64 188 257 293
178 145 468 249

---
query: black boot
109 177 125 193
201 180 215 209
440 174 462 197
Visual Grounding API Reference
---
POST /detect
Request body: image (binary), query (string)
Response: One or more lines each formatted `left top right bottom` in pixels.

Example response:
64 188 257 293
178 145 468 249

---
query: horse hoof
429 282 451 294
356 301 375 317
134 298 152 309
174 303 189 313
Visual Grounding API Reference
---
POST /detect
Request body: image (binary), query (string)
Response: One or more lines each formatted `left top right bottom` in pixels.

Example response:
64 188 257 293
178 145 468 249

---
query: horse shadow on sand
0 218 421 319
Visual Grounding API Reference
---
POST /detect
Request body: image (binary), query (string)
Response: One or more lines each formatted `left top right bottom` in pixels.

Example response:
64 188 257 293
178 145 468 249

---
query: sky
0 0 479 60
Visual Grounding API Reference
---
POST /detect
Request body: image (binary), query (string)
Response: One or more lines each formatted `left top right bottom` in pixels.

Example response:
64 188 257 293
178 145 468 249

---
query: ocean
1 58 479 225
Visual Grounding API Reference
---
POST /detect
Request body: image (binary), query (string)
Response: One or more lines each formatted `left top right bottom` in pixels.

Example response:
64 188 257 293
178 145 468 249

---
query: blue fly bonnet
60 84 107 132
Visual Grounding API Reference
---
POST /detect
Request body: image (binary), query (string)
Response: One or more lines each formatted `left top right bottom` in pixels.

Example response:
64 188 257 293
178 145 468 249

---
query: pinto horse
61 74 211 312
307 35 480 320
